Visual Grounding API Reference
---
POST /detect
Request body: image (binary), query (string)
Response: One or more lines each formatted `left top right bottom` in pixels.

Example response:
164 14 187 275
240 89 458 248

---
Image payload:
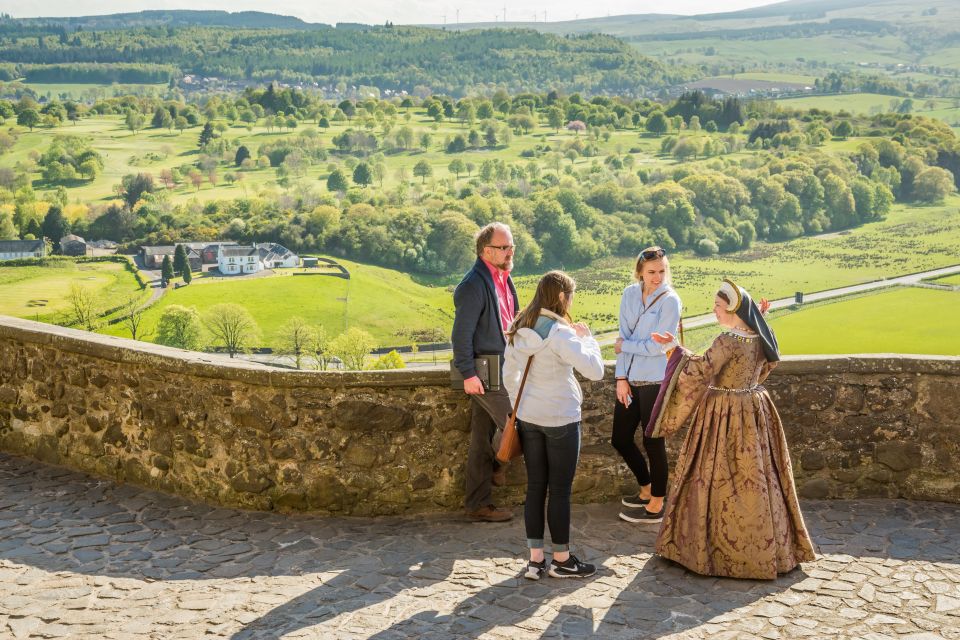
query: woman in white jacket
504 270 605 580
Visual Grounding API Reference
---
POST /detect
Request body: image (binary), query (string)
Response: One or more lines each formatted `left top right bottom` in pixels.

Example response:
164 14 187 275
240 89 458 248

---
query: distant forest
0 14 695 96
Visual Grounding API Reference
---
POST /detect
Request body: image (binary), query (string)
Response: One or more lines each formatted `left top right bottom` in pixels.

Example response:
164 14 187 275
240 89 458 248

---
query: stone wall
1 316 958 515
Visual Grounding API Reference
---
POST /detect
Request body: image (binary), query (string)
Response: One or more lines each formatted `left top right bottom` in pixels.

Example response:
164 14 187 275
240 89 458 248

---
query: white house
256 243 299 269
0 239 45 261
218 245 261 275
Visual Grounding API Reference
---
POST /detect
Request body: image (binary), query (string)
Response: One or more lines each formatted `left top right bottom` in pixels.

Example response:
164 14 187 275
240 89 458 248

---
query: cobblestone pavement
1 453 958 640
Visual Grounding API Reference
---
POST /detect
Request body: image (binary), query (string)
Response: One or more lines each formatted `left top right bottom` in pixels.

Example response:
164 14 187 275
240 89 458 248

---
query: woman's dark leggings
611 383 668 497
518 420 580 551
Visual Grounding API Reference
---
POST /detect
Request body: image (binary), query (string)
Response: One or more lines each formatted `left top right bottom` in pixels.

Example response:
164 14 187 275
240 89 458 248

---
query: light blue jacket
615 282 682 382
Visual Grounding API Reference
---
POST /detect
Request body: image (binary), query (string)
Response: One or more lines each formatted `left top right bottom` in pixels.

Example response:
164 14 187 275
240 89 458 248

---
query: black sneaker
621 493 650 508
548 554 596 578
524 559 546 580
618 504 665 524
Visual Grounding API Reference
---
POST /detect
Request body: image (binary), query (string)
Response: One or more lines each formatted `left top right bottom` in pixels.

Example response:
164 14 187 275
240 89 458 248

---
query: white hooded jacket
503 309 605 427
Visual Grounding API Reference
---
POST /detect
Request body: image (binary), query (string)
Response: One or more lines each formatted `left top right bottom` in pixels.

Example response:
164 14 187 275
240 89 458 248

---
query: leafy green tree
338 100 356 119
833 120 853 139
546 106 564 132
155 305 203 350
278 316 316 369
0 208 16 239
327 168 350 192
120 173 154 208
413 159 433 183
372 350 405 369
352 162 372 187
182 261 193 284
448 158 466 179
125 110 145 134
204 303 261 358
17 108 40 131
328 327 377 370
310 325 330 370
645 111 669 137
912 167 955 203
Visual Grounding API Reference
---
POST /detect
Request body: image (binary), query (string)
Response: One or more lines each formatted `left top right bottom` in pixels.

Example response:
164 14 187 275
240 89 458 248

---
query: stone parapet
1 315 958 515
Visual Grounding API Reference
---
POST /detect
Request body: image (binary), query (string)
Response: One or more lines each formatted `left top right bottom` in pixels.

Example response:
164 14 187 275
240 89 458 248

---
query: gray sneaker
618 504 665 524
621 493 650 508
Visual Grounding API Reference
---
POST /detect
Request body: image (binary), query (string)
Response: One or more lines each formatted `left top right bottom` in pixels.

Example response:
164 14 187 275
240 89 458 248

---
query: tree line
0 22 694 96
2 90 957 278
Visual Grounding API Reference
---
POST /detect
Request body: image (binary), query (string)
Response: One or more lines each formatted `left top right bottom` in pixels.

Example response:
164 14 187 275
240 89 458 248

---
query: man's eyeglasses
487 244 516 252
640 248 665 261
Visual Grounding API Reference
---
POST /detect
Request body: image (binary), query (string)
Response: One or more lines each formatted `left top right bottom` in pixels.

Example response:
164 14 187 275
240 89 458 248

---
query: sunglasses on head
640 248 665 261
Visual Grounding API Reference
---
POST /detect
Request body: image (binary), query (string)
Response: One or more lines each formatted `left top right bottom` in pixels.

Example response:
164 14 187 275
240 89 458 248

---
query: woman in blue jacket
612 247 682 524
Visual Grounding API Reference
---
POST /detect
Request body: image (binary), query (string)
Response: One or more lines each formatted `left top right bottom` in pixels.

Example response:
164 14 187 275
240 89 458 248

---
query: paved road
1 453 958 639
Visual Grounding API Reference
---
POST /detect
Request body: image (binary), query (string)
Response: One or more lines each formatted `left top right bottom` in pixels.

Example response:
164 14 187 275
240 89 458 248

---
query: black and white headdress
719 278 780 362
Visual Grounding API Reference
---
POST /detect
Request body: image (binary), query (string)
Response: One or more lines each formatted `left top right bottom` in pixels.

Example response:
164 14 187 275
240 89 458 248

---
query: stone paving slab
0 452 959 640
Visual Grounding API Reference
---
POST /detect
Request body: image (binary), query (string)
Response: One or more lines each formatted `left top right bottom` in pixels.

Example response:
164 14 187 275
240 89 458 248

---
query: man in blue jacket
452 222 519 522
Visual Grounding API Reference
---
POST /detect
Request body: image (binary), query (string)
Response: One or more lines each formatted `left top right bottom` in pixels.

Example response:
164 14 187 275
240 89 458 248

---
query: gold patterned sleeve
758 360 778 384
652 334 738 438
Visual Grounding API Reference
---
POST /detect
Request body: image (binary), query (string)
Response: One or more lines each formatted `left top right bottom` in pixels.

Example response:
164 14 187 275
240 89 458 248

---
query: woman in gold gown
647 279 816 579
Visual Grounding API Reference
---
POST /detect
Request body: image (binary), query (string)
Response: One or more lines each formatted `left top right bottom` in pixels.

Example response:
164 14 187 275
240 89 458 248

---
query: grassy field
5 114 657 206
770 287 960 356
711 72 818 85
929 273 960 286
22 82 170 101
0 259 146 323
99 257 455 347
525 196 960 331
633 34 914 69
616 286 960 357
775 93 959 116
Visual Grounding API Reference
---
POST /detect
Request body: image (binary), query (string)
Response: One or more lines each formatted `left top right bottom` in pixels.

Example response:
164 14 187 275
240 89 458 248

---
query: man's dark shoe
618 504 665 524
467 505 513 522
492 464 508 487
621 493 650 508
548 554 596 578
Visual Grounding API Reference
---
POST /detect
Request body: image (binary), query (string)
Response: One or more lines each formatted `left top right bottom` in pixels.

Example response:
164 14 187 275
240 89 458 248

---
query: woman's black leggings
611 383 668 497
518 419 580 551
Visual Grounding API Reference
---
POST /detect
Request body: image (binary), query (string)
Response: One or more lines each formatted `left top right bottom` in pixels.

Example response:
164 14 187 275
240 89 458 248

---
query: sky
7 0 782 25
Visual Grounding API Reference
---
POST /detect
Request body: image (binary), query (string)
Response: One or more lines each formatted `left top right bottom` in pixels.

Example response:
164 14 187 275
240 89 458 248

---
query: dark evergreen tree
352 163 372 187
235 145 251 166
198 122 215 148
42 205 70 246
173 244 188 276
161 255 174 284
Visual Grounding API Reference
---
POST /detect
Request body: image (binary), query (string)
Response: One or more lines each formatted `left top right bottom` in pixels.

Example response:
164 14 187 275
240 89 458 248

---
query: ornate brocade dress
653 330 816 579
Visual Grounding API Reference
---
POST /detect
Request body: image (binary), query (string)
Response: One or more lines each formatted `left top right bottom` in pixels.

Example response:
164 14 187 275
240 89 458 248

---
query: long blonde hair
507 270 575 344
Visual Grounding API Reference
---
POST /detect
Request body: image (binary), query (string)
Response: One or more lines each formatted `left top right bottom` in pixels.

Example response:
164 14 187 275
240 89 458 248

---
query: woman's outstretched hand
759 298 771 315
651 332 674 345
